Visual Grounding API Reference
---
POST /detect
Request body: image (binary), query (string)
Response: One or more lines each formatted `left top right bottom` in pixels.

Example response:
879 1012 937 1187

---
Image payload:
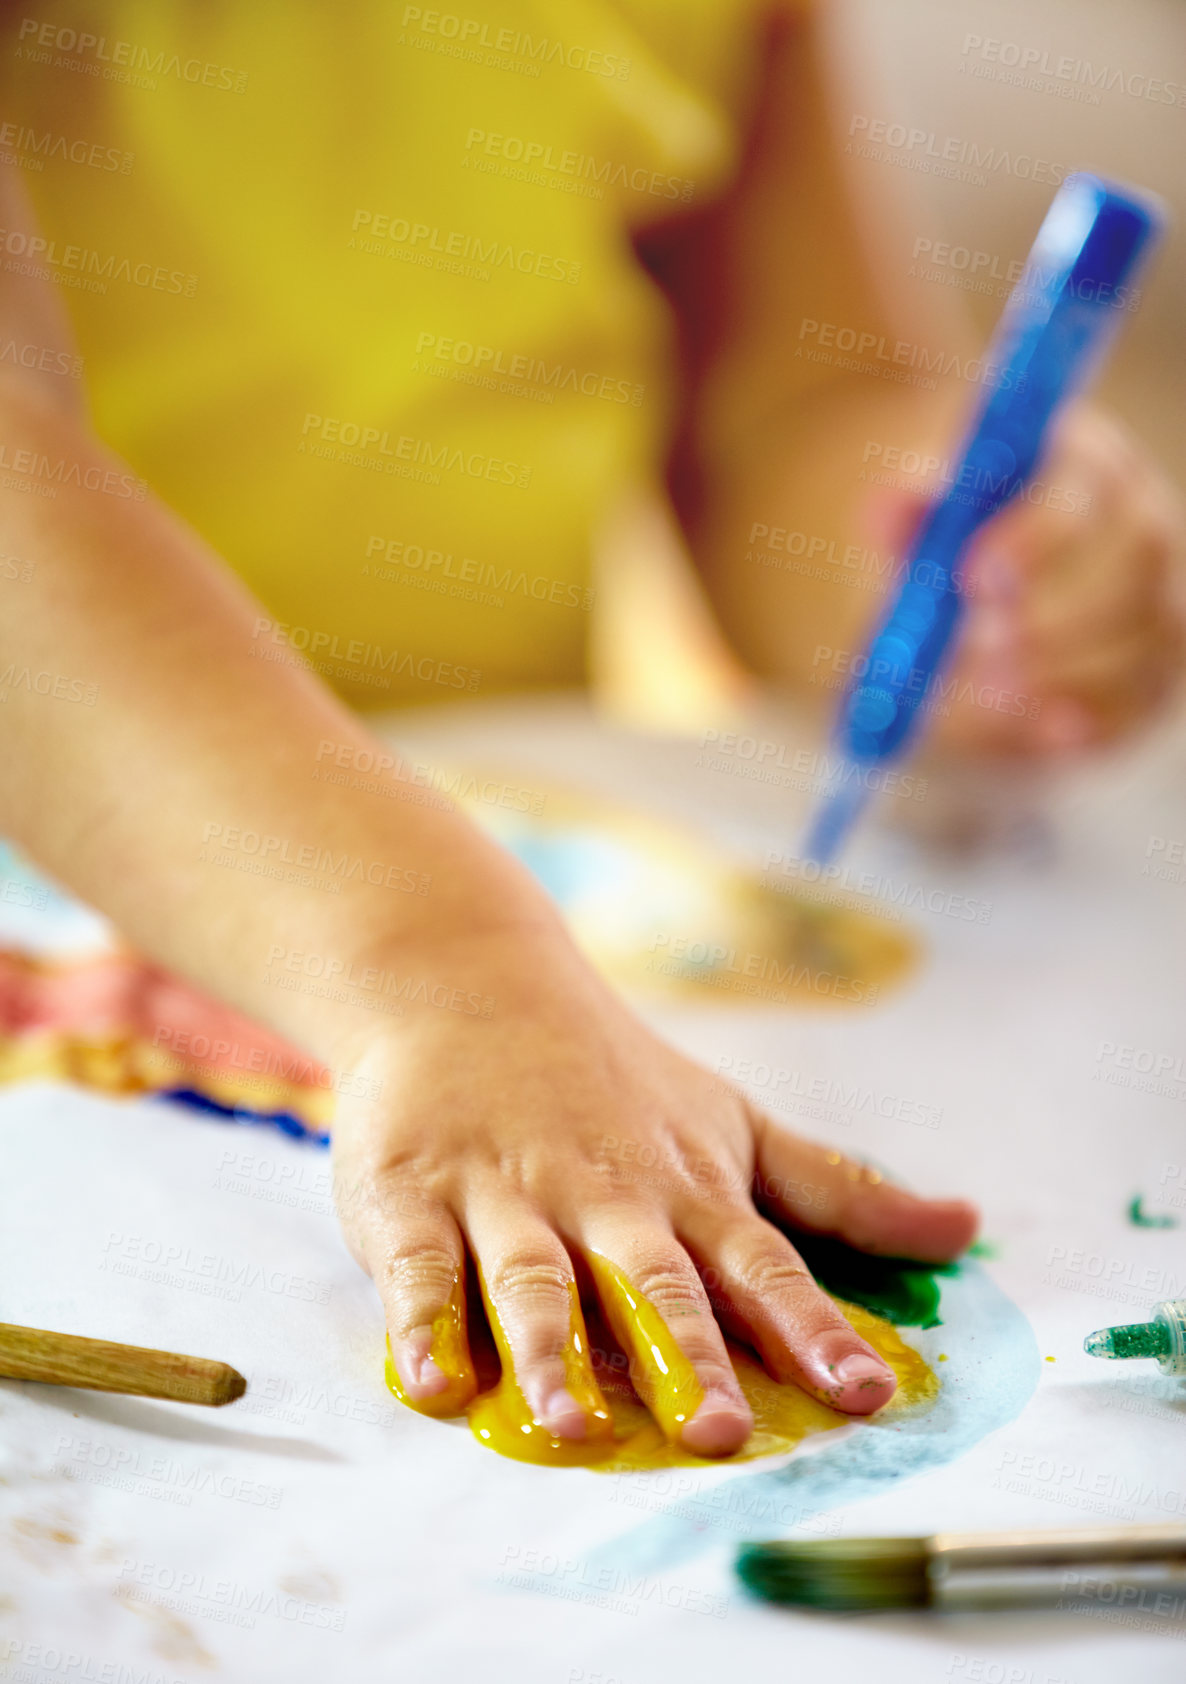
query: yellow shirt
2 2 760 704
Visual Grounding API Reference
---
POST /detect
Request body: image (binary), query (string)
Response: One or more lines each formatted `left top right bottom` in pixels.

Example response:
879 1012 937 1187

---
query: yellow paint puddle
385 1261 938 1472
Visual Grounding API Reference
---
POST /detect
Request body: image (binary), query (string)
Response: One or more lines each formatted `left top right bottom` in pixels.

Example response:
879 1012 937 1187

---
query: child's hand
869 403 1186 758
332 919 977 1456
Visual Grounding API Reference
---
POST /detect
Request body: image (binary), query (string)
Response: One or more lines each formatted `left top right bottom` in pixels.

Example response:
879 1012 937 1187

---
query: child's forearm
0 381 555 1067
695 380 964 702
646 4 975 693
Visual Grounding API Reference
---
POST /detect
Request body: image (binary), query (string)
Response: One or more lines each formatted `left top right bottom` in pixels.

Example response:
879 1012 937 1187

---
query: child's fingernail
833 1353 895 1386
810 1334 897 1411
969 606 1013 654
1037 699 1093 749
393 1350 450 1400
681 1392 752 1456
538 1388 589 1439
974 552 1017 603
415 1356 449 1394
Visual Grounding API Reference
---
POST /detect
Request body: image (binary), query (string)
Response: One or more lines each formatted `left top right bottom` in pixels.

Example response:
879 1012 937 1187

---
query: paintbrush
0 1321 246 1406
737 1525 1186 1612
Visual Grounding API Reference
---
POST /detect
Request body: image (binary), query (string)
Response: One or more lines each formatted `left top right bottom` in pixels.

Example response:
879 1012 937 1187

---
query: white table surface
2 692 1185 1684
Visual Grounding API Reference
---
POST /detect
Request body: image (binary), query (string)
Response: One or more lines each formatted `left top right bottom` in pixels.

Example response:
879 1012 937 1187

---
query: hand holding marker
802 173 1165 866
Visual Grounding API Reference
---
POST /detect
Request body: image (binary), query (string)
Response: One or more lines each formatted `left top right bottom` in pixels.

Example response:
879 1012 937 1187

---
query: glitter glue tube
1084 1300 1186 1376
801 173 1165 867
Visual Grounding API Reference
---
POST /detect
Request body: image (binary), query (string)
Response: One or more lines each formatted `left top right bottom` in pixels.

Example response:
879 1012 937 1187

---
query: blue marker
802 174 1165 865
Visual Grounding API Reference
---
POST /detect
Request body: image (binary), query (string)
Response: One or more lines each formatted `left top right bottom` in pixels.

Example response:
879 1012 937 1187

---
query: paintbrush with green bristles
737 1526 1186 1612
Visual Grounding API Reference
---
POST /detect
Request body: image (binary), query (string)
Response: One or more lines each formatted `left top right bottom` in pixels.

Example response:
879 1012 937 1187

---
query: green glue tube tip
1084 1321 1169 1362
1084 1300 1186 1376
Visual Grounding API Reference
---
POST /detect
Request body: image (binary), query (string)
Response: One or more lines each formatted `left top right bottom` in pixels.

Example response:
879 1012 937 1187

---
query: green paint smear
967 1239 1000 1259
794 1232 957 1327
1127 1195 1178 1230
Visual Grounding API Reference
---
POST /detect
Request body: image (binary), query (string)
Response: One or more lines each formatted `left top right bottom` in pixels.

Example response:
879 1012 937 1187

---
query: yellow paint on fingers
466 1280 616 1466
384 1266 938 1471
384 1279 476 1419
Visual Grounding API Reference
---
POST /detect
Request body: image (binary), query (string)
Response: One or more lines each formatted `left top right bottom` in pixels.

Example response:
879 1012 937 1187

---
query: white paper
2 695 1186 1683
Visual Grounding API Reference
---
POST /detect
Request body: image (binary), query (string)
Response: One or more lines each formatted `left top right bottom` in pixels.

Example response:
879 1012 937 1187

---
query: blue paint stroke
154 1087 330 1148
587 1263 1039 1576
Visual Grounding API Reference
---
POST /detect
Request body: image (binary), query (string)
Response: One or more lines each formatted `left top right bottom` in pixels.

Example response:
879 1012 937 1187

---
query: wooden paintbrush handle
0 1322 246 1406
